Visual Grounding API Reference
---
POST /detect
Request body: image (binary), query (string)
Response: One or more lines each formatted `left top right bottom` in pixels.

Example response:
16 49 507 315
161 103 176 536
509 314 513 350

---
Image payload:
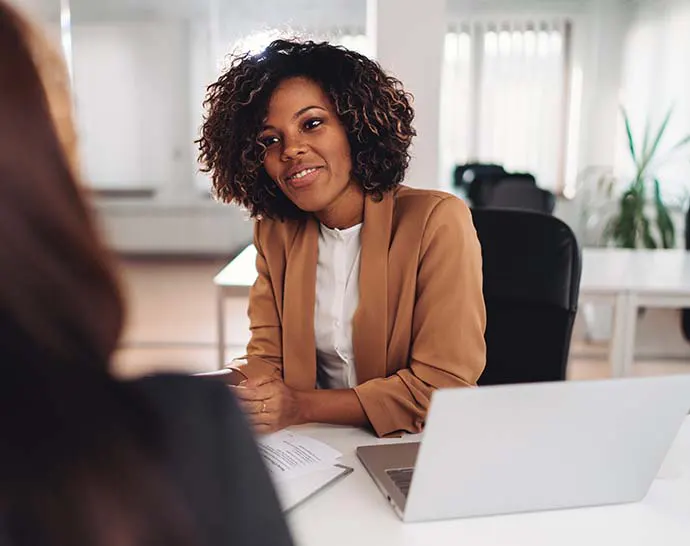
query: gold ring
261 401 267 413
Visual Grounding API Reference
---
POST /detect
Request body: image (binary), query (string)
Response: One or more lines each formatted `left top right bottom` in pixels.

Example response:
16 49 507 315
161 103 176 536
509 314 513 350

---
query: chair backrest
471 209 582 385
453 163 508 207
680 207 690 341
487 176 556 214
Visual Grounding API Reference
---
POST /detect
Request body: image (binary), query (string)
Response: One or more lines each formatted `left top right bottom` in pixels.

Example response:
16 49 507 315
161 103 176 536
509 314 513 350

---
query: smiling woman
258 76 362 229
198 40 413 221
197 40 487 438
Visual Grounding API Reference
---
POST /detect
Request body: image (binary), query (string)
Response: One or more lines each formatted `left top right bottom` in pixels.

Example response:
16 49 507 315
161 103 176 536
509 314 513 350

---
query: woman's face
258 76 355 215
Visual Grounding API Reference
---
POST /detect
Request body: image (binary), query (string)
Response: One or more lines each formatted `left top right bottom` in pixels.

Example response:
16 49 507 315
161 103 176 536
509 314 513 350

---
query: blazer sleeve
354 197 486 437
230 221 284 381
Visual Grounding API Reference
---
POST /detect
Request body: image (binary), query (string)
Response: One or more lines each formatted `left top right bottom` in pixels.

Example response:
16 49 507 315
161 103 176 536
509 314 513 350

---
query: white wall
576 1 631 176
620 0 690 126
369 0 447 189
189 20 215 194
72 22 191 191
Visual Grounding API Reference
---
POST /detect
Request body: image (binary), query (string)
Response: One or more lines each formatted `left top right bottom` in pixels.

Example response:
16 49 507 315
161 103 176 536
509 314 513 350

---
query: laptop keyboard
386 468 415 498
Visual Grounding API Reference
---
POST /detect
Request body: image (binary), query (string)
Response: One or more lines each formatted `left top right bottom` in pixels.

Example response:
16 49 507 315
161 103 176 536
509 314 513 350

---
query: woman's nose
281 136 308 161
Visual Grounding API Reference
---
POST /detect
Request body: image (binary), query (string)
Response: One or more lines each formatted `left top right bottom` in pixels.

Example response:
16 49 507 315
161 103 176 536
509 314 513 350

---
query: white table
213 244 258 368
215 245 690 375
285 419 690 546
579 249 690 377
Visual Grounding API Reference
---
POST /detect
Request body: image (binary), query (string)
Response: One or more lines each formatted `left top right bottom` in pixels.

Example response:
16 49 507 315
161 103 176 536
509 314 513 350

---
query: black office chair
471 209 582 385
682 206 690 341
486 175 556 214
453 163 508 208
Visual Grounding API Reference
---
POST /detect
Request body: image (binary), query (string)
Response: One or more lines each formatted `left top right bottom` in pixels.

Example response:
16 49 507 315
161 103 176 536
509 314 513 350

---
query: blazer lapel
353 192 394 384
282 218 319 389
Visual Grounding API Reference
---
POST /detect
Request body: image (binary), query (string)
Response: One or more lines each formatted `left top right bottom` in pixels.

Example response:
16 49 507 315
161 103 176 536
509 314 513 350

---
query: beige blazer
234 186 486 436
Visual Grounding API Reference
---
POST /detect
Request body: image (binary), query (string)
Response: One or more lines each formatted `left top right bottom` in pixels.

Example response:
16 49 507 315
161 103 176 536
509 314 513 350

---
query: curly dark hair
196 39 415 220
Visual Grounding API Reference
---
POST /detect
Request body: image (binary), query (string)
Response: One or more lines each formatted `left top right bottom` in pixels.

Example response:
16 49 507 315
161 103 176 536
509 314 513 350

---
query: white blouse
314 222 362 389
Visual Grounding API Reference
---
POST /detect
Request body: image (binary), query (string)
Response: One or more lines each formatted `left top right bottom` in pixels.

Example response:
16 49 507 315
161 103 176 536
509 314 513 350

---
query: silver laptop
357 375 690 522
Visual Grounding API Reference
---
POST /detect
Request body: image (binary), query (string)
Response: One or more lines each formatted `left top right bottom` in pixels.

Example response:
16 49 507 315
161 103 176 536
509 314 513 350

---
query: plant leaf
640 215 657 249
654 178 676 248
613 189 644 248
671 133 690 153
641 115 651 161
621 106 638 168
639 107 674 176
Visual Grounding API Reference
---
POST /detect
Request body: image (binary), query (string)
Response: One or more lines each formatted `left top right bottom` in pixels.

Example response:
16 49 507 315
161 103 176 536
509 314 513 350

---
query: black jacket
133 374 293 546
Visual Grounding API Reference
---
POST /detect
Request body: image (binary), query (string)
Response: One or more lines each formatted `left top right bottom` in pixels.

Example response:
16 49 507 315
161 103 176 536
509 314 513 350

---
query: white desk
213 244 258 368
286 419 690 546
215 245 690 375
580 249 690 377
578 249 640 377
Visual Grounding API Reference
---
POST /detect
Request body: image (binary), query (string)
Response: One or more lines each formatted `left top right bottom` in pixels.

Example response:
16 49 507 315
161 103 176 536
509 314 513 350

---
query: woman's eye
304 118 323 130
258 135 279 148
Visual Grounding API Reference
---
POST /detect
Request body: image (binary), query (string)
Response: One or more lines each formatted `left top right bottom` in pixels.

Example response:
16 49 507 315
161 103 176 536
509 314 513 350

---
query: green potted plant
604 106 690 249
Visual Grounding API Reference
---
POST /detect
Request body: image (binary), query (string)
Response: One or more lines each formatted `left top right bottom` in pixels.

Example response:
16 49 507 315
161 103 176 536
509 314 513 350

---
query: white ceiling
15 0 670 27
17 0 367 25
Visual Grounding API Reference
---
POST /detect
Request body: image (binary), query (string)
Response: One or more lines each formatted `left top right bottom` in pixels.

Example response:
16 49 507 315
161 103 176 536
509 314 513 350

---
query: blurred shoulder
132 372 226 399
129 373 239 426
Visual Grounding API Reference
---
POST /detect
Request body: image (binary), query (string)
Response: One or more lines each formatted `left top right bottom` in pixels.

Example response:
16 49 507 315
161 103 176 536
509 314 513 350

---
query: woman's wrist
291 388 367 428
293 389 313 425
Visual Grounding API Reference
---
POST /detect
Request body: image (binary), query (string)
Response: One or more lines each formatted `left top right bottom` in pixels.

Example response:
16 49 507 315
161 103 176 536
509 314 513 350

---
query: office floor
111 257 690 380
